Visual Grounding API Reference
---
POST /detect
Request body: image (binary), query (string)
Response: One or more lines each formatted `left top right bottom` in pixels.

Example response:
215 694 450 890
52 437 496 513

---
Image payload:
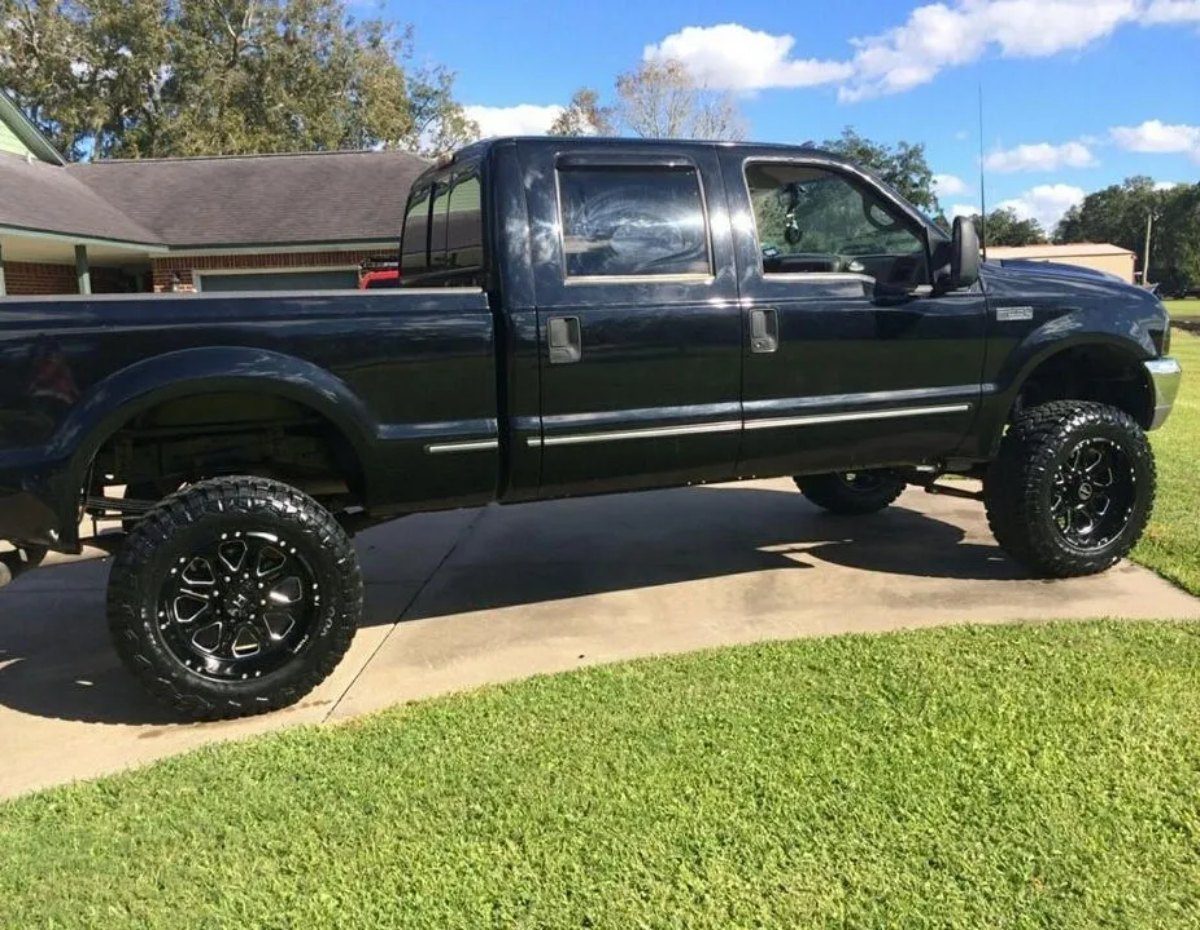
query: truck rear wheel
984 401 1155 577
794 470 906 515
107 476 362 720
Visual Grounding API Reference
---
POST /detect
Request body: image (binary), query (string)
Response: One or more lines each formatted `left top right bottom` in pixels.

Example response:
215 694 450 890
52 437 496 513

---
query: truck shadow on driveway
0 484 1022 726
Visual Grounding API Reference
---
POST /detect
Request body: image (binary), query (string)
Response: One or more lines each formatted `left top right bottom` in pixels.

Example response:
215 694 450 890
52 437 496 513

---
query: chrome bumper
1145 357 1183 430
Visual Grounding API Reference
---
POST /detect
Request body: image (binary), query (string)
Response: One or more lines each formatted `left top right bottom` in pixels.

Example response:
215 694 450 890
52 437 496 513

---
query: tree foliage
963 207 1047 247
1056 176 1200 295
819 128 939 214
614 59 745 141
548 88 615 137
0 0 476 159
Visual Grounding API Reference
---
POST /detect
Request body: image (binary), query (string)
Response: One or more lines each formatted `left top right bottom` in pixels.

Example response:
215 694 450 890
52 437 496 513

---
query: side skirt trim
424 439 500 455
742 403 972 432
519 402 973 449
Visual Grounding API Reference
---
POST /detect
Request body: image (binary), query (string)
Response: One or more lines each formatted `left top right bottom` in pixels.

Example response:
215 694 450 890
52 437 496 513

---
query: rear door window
557 165 711 279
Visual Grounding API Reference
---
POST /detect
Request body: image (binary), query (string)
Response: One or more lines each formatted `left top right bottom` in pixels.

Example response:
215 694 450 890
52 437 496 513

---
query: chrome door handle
750 307 779 354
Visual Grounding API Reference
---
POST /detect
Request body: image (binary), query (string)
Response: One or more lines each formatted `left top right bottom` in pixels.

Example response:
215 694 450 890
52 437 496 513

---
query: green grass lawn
1165 299 1200 318
1133 329 1199 595
3 620 1200 928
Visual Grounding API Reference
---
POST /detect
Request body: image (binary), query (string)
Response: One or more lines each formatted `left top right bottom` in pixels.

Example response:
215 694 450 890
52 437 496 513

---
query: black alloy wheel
1049 437 1136 552
794 469 907 515
158 530 320 682
108 476 362 719
984 400 1155 577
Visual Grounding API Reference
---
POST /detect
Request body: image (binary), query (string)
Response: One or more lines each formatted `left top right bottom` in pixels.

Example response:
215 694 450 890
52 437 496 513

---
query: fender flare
977 330 1155 457
47 346 379 538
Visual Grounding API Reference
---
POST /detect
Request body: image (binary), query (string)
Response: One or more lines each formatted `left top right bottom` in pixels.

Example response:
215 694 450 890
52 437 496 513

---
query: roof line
0 223 168 252
68 148 430 167
163 237 399 252
0 91 65 166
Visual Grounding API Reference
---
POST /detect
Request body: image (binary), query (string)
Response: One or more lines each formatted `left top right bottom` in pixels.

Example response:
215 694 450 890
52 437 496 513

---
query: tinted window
399 186 431 277
745 163 927 286
428 183 452 273
445 174 483 271
558 165 711 278
399 168 485 286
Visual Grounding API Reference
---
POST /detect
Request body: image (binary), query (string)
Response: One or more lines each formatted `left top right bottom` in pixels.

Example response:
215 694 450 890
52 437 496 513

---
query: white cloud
997 183 1086 231
983 141 1097 172
933 173 970 196
1110 119 1200 160
627 5 1193 111
1155 180 1180 190
462 104 564 138
1143 0 1200 22
840 0 1141 101
951 202 981 219
642 23 852 91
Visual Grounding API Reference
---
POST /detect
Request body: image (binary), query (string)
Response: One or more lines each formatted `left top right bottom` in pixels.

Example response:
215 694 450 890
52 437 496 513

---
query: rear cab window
399 161 486 287
556 163 712 280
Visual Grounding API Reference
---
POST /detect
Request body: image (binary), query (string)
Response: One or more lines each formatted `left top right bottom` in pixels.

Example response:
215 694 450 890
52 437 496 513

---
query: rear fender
44 347 377 547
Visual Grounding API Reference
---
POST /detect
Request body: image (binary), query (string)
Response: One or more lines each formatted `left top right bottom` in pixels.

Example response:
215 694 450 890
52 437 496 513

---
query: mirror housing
947 215 981 290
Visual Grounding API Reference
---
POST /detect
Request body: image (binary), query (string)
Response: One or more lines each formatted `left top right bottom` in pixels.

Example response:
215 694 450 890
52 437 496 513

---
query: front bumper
1145 357 1183 430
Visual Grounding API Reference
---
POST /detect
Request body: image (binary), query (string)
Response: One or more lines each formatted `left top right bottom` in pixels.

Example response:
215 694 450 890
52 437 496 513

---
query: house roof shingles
0 154 162 245
1 148 429 250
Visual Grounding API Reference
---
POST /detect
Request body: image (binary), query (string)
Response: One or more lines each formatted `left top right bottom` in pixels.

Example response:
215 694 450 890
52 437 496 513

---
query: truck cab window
445 175 483 272
558 165 711 278
400 168 485 286
399 186 431 277
745 163 928 287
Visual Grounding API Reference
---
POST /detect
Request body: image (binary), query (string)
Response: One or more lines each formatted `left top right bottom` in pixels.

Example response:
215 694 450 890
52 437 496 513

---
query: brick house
0 91 428 297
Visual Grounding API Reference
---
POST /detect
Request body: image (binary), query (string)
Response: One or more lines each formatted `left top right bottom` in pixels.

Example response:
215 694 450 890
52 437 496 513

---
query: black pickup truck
0 137 1182 718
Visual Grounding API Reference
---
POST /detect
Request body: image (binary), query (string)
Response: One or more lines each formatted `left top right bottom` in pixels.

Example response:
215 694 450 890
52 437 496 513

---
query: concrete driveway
2 477 1198 798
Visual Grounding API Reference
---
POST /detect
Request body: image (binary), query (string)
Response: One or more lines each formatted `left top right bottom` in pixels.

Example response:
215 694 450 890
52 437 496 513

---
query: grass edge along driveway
3 619 1199 928
1133 328 1199 596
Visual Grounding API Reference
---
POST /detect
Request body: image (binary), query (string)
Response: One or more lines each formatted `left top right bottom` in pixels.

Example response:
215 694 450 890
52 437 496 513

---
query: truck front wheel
984 401 1155 577
794 470 906 515
107 476 362 720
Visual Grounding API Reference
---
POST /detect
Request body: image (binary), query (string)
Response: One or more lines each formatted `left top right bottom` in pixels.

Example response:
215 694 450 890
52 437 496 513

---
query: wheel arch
49 347 378 546
981 336 1155 457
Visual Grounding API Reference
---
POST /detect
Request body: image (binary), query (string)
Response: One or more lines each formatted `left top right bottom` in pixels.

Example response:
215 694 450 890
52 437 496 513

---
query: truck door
719 152 987 478
524 144 743 497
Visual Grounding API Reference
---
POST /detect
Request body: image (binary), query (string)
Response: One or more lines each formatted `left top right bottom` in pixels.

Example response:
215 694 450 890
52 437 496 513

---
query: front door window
744 163 928 289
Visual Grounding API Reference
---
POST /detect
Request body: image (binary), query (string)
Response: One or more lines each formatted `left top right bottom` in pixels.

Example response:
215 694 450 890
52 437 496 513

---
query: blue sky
377 0 1199 230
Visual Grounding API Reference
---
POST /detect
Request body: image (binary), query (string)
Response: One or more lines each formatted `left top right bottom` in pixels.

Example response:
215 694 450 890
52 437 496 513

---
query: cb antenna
978 82 988 261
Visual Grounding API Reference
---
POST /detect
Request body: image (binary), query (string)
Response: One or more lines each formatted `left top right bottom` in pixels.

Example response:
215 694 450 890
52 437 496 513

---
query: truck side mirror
949 215 981 289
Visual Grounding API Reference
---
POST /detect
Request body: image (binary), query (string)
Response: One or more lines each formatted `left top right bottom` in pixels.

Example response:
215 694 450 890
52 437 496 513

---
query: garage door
198 269 359 292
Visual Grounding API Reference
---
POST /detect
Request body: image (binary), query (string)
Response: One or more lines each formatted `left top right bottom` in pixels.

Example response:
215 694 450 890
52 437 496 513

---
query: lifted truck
0 137 1181 718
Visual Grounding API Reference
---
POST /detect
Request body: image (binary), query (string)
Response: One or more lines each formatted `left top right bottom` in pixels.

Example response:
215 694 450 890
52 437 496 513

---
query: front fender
972 309 1157 459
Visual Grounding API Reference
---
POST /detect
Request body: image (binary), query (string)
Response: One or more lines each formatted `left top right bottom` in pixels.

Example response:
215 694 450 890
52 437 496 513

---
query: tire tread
107 476 362 721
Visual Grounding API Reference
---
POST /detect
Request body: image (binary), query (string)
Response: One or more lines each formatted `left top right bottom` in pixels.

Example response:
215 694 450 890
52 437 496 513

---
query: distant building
985 243 1137 284
0 91 427 297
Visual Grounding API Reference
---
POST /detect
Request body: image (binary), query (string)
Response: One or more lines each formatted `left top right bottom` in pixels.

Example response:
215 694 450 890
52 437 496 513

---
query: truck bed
0 288 498 548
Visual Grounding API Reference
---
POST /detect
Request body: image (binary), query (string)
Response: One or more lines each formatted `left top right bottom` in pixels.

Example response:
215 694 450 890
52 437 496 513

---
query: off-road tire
108 476 362 720
984 401 1155 577
794 470 907 515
